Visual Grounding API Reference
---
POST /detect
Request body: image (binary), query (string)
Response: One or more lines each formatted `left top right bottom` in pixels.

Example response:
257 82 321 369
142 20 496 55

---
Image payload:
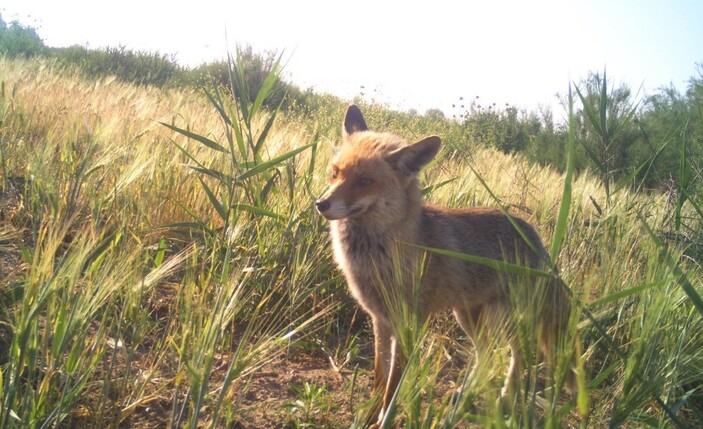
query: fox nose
315 199 330 213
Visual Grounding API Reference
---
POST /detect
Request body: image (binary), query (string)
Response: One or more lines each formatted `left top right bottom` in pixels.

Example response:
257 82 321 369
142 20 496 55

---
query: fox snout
315 194 352 220
315 189 341 220
315 189 369 220
315 198 331 215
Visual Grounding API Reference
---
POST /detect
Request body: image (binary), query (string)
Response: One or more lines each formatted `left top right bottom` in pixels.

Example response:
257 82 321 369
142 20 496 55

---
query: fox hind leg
454 306 522 399
502 337 523 399
453 307 489 387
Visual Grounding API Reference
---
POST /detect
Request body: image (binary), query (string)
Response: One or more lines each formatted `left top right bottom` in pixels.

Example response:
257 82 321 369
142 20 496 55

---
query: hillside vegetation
1 19 703 429
3 13 702 194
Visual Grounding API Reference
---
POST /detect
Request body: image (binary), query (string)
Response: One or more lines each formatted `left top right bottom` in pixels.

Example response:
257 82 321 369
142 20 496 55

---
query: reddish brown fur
316 105 574 426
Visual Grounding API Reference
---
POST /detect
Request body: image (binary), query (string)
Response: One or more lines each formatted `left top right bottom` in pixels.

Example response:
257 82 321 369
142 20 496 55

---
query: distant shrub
53 45 181 87
181 46 310 111
458 100 535 154
634 66 703 201
424 108 445 120
0 14 46 58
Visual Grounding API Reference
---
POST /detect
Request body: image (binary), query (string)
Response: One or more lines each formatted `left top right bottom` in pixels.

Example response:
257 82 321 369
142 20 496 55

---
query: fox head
315 105 441 225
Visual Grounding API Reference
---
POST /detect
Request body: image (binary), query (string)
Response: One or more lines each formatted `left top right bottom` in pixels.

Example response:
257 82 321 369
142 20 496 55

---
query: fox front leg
367 318 396 426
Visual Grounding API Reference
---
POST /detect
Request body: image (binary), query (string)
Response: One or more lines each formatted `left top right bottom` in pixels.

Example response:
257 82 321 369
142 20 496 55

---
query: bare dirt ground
235 350 369 428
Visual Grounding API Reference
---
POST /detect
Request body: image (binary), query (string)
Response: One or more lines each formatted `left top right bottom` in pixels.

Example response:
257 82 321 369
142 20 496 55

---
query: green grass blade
232 204 285 221
612 99 640 143
168 139 208 169
153 238 167 268
590 280 663 308
638 213 703 318
250 53 282 120
203 73 245 163
417 245 554 278
588 362 618 390
579 136 608 176
670 389 697 415
236 143 314 183
197 176 227 223
421 177 458 196
232 51 250 120
186 164 232 186
203 85 233 127
254 105 281 154
231 111 248 163
82 231 121 275
51 305 69 358
600 68 608 136
258 169 282 205
161 122 228 153
159 221 210 231
549 82 575 260
575 84 603 136
682 187 703 220
304 133 320 198
675 127 691 230
631 138 671 192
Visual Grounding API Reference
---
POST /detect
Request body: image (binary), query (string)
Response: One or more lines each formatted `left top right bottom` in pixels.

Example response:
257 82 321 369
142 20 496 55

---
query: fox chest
332 229 392 282
329 224 402 313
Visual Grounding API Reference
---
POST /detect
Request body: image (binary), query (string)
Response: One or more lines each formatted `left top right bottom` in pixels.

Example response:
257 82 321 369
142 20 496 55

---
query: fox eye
357 177 374 187
330 166 339 179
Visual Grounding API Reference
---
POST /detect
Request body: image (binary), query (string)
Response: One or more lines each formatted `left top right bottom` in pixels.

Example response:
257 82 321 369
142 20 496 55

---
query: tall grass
0 56 702 428
0 56 333 427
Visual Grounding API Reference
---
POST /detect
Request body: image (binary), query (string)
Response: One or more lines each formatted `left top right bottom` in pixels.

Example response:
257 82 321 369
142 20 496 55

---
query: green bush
180 46 310 111
0 15 46 58
52 45 181 87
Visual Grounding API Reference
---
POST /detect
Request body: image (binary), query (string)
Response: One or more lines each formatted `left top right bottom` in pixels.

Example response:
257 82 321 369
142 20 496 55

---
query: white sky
2 0 701 116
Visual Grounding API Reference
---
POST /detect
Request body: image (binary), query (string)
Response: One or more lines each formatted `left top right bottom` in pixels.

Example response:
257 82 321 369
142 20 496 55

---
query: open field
1 57 702 428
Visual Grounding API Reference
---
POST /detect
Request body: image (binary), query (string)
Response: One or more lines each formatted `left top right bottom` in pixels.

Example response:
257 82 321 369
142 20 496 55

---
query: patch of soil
235 350 372 428
116 346 375 429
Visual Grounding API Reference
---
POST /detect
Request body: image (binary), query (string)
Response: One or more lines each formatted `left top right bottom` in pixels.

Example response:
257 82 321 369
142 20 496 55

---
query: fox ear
343 104 368 136
386 136 441 175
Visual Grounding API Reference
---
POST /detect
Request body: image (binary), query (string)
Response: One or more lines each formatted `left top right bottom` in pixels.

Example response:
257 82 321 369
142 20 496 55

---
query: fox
316 105 575 426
